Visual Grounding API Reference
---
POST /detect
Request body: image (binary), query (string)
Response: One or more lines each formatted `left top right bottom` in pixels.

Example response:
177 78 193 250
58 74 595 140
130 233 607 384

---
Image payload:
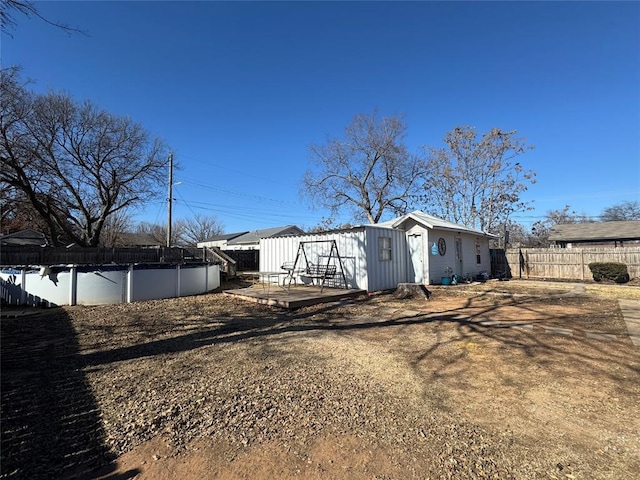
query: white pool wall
0 264 220 307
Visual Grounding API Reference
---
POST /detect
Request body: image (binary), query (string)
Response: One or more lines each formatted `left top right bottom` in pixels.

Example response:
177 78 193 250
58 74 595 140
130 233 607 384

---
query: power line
174 155 296 189
175 187 199 218
178 178 299 206
159 192 322 226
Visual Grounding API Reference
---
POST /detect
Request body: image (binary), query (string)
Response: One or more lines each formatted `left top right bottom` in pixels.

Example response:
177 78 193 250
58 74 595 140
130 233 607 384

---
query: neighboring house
112 232 165 247
0 229 48 247
260 211 495 292
549 221 640 248
197 226 304 251
196 231 249 250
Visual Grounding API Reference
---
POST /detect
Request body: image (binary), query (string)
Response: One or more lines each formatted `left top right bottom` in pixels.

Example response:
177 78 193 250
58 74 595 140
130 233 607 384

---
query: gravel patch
2 281 639 479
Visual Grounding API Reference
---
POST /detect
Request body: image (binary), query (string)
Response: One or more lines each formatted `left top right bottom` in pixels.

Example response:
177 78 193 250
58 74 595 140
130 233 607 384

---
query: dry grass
440 278 640 300
2 277 639 480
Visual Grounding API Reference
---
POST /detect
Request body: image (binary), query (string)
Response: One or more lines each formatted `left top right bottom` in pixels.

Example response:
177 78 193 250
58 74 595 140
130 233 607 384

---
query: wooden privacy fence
491 247 640 281
0 246 218 266
223 249 259 271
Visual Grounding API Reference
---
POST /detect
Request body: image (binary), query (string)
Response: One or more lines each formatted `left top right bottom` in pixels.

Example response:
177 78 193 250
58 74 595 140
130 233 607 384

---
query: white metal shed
259 211 495 292
260 225 406 292
382 211 494 285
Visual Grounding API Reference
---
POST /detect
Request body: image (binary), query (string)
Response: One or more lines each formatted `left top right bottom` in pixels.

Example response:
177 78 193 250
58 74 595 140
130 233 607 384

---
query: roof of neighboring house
202 231 250 243
548 221 640 242
0 229 48 246
228 225 305 245
379 211 496 237
114 232 164 247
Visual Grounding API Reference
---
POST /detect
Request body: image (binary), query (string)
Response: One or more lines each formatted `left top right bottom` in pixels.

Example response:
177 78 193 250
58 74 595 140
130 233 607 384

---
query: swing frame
285 240 349 292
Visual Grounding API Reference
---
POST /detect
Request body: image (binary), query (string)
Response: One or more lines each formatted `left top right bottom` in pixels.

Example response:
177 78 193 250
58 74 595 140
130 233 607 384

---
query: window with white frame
475 240 481 264
379 236 392 261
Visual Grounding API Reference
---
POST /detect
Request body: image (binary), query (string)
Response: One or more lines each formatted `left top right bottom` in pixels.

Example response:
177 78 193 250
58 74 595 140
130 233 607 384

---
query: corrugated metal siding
260 230 368 290
259 235 300 273
259 226 406 292
363 226 407 291
260 225 493 291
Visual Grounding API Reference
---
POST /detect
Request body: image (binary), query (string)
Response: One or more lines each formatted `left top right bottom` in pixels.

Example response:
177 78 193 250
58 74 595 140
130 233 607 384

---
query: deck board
224 284 366 309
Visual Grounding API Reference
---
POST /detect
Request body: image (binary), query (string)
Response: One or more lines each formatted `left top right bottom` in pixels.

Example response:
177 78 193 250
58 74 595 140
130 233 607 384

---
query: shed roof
548 221 640 242
379 211 495 237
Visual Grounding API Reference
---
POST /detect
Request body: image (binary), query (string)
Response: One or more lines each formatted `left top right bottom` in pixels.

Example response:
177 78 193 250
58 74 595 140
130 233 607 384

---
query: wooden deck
224 284 366 309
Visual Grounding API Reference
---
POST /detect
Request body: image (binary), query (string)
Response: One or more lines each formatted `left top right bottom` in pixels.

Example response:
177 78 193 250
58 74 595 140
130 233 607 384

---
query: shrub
588 262 630 284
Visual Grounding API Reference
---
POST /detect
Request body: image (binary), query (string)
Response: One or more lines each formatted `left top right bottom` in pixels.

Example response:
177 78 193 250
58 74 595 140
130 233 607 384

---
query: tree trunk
394 283 431 300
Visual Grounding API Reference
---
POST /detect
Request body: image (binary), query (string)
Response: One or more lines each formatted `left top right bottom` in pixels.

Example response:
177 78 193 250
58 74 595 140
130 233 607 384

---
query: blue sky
3 1 639 234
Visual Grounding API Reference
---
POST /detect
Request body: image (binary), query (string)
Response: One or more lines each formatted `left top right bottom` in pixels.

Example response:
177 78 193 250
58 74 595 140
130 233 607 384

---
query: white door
408 234 423 283
455 237 463 276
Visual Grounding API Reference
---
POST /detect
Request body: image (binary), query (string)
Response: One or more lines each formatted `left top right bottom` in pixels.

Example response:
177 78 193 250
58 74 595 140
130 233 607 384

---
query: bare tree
301 111 426 224
306 216 354 233
0 185 43 234
180 214 224 246
135 222 165 245
1 0 86 35
99 208 133 247
135 220 186 247
422 126 536 233
1 184 23 233
503 220 529 247
0 68 170 246
529 205 593 247
600 201 640 221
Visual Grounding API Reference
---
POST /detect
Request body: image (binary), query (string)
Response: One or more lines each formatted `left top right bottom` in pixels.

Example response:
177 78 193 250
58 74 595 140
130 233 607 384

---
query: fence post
580 249 585 280
176 264 181 298
518 249 523 279
20 268 27 304
69 266 77 306
127 264 134 303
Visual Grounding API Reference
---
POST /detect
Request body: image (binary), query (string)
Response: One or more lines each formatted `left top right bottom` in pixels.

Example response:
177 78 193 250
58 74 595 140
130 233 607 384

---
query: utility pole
166 152 173 248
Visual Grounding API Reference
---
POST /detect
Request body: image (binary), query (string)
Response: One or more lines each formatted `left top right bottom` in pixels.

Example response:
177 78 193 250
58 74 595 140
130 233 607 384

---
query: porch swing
283 240 349 292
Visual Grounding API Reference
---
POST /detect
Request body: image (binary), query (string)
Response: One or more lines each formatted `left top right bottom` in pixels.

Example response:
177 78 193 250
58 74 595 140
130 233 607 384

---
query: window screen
379 237 392 261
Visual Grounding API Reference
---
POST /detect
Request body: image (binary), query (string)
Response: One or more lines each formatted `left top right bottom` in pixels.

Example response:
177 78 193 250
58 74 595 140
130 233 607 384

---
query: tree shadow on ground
399 291 640 399
4 288 637 478
78 290 639 400
0 309 139 480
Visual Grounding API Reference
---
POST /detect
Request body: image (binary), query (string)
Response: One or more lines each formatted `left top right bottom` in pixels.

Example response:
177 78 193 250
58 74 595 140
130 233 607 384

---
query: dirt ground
2 279 639 480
